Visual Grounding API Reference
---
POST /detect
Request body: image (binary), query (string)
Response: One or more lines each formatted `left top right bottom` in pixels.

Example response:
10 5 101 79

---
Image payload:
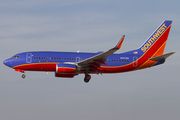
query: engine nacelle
56 63 76 73
55 63 76 78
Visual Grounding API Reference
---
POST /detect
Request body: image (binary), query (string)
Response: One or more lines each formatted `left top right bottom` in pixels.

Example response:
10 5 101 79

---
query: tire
22 74 26 79
84 75 91 83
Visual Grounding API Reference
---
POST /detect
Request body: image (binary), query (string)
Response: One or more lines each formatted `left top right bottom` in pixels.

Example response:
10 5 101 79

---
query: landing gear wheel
22 74 26 79
84 75 91 83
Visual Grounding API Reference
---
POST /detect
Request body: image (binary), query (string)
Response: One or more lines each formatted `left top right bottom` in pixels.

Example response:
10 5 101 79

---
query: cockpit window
12 56 20 59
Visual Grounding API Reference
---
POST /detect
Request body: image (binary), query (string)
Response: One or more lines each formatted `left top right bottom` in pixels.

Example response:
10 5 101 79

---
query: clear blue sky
0 0 180 120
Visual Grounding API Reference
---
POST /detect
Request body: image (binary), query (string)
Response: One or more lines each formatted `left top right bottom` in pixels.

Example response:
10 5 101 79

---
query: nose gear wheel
22 74 26 79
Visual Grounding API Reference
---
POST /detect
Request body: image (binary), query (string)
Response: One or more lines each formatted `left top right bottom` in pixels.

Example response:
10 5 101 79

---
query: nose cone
3 60 8 65
3 59 12 67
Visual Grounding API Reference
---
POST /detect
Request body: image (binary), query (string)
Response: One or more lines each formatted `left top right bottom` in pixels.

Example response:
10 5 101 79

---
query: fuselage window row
34 57 61 60
107 59 129 62
33 57 129 62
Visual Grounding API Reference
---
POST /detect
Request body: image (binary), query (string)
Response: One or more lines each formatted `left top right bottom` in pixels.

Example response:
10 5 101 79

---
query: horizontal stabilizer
149 52 175 61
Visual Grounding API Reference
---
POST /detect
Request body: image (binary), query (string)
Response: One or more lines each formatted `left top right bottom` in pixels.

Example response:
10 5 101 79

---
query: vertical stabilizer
138 20 172 57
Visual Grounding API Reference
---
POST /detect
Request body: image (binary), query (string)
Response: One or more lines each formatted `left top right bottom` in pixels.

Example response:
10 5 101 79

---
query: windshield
12 56 20 59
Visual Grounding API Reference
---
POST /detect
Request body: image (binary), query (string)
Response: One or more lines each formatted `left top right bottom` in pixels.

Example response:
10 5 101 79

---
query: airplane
3 20 175 83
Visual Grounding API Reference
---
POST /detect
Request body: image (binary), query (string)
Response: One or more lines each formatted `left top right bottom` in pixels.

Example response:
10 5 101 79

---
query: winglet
112 35 125 50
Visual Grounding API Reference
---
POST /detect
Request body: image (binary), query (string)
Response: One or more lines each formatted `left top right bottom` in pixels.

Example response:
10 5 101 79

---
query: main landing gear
84 74 91 83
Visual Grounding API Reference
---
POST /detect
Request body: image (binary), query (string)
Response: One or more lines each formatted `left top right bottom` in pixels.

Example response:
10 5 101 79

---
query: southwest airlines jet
3 20 175 83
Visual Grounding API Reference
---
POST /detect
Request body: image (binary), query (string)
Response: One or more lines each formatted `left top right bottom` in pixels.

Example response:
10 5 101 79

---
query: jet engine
55 63 77 78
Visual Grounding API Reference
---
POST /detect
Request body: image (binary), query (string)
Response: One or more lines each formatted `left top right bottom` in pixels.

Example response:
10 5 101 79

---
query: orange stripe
137 40 168 70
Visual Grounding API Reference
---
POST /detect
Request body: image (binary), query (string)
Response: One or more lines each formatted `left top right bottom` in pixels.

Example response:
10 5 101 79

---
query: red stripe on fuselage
13 63 57 71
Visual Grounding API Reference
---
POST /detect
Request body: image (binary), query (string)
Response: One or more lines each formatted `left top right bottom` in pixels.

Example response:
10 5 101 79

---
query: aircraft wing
77 35 125 69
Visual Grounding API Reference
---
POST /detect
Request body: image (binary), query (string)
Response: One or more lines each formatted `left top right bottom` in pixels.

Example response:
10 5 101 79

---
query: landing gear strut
84 74 91 83
22 74 26 79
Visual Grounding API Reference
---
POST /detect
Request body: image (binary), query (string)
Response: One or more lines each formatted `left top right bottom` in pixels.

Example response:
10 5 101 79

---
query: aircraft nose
3 59 12 67
3 60 8 65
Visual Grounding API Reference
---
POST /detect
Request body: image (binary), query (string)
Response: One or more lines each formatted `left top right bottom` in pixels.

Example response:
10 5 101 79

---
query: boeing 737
3 20 175 83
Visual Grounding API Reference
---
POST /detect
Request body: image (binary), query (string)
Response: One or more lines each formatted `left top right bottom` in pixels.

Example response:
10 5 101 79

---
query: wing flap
93 60 107 66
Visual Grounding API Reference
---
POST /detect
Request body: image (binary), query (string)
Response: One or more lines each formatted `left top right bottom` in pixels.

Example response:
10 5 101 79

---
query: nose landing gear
22 74 26 79
84 74 91 83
